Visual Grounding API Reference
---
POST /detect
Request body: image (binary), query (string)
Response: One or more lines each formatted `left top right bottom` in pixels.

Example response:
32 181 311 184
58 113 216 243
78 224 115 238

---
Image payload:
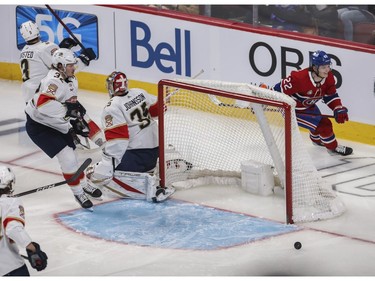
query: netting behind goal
157 79 345 223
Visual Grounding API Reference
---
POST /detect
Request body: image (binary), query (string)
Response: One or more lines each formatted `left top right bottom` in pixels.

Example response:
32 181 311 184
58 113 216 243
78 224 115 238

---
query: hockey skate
152 186 175 203
83 182 103 200
74 192 93 210
328 145 353 156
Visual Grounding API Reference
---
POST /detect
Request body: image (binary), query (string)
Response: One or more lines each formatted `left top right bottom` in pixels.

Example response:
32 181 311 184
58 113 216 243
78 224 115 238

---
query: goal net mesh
158 79 345 223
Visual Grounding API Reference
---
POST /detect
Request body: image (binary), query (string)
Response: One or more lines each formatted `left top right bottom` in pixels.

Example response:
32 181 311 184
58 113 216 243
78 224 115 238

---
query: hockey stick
164 69 205 102
45 5 88 52
208 91 336 118
296 112 335 119
13 158 92 197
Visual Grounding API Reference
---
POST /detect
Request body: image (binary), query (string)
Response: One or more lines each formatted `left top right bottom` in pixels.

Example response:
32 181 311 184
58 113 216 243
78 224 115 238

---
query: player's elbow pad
6 223 32 249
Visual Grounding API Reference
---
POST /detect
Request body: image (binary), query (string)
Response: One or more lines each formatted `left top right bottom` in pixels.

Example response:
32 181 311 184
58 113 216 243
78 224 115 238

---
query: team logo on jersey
105 114 113 127
47 84 58 95
19 205 25 219
306 90 313 96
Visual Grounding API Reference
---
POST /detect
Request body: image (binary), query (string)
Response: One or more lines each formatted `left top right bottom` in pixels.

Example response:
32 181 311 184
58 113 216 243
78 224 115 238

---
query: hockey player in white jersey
19 20 95 104
0 166 48 276
25 48 102 209
19 20 104 148
86 71 175 202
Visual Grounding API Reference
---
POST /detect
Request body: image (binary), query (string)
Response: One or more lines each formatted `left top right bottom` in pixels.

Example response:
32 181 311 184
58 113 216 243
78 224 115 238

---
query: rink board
55 199 299 250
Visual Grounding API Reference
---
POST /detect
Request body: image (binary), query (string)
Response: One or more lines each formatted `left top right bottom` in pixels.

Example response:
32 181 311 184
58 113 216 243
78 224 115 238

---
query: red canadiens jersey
279 68 337 110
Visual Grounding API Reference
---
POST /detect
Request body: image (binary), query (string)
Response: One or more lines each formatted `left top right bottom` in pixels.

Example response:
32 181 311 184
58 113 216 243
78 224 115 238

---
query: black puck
294 241 302 250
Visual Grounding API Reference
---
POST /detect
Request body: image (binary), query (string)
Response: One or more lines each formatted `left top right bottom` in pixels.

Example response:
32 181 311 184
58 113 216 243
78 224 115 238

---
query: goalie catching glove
26 242 48 271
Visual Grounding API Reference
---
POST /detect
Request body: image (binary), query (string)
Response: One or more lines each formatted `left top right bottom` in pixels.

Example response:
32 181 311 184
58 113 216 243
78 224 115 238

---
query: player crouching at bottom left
0 166 48 276
86 71 174 202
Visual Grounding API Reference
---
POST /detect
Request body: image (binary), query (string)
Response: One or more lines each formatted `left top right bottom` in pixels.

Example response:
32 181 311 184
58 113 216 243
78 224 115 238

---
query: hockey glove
70 118 90 137
65 101 86 118
78 48 96 66
59 38 78 49
334 106 349 124
69 128 82 145
26 242 48 271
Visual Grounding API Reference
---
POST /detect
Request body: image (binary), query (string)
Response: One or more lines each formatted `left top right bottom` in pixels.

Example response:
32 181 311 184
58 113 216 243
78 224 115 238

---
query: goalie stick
13 158 92 197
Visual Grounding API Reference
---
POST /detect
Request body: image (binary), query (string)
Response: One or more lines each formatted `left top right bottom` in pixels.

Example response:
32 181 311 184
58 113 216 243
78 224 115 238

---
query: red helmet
106 71 128 97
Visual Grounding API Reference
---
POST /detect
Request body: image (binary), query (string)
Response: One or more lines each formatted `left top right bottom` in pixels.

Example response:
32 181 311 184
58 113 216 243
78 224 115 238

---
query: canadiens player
0 166 48 276
25 48 102 209
86 71 175 202
272 50 352 156
19 20 104 148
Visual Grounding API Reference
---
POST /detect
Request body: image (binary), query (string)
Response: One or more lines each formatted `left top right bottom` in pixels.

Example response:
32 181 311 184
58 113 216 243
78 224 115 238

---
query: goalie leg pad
98 171 174 202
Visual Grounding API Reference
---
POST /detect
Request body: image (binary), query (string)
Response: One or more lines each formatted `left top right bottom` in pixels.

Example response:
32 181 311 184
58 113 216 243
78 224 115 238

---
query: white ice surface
0 79 375 276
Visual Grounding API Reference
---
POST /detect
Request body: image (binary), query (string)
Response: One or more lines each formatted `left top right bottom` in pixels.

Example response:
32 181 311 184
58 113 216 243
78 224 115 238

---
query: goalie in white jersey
0 166 48 276
86 71 175 202
25 48 102 209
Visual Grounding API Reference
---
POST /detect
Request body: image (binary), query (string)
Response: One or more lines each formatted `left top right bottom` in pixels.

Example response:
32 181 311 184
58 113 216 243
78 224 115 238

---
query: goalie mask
20 20 40 42
106 71 128 98
0 166 15 195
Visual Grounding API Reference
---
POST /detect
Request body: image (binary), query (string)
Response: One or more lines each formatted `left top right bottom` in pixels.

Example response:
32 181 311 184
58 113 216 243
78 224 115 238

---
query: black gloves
70 118 90 137
65 101 86 118
78 48 96 66
59 38 78 49
26 242 48 271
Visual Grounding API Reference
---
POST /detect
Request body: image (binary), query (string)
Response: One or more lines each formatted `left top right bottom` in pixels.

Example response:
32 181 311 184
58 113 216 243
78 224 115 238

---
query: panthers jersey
25 68 78 134
278 68 338 110
102 88 159 167
0 195 31 276
19 41 59 103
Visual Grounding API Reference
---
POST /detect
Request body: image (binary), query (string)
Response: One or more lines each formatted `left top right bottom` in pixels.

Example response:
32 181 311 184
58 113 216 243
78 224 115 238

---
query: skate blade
83 207 94 212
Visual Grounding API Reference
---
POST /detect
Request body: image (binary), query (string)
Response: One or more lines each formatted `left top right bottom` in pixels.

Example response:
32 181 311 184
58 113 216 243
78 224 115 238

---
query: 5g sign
34 13 82 44
15 5 98 56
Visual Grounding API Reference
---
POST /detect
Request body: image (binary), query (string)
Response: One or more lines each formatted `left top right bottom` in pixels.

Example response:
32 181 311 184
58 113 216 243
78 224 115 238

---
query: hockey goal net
157 79 345 223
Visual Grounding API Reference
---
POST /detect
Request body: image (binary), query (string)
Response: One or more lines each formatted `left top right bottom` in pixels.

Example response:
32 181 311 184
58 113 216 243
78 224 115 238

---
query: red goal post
157 79 345 224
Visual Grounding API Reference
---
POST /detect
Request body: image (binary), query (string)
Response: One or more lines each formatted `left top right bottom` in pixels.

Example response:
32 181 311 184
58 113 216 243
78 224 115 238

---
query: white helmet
0 166 15 194
20 20 40 42
52 48 77 72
